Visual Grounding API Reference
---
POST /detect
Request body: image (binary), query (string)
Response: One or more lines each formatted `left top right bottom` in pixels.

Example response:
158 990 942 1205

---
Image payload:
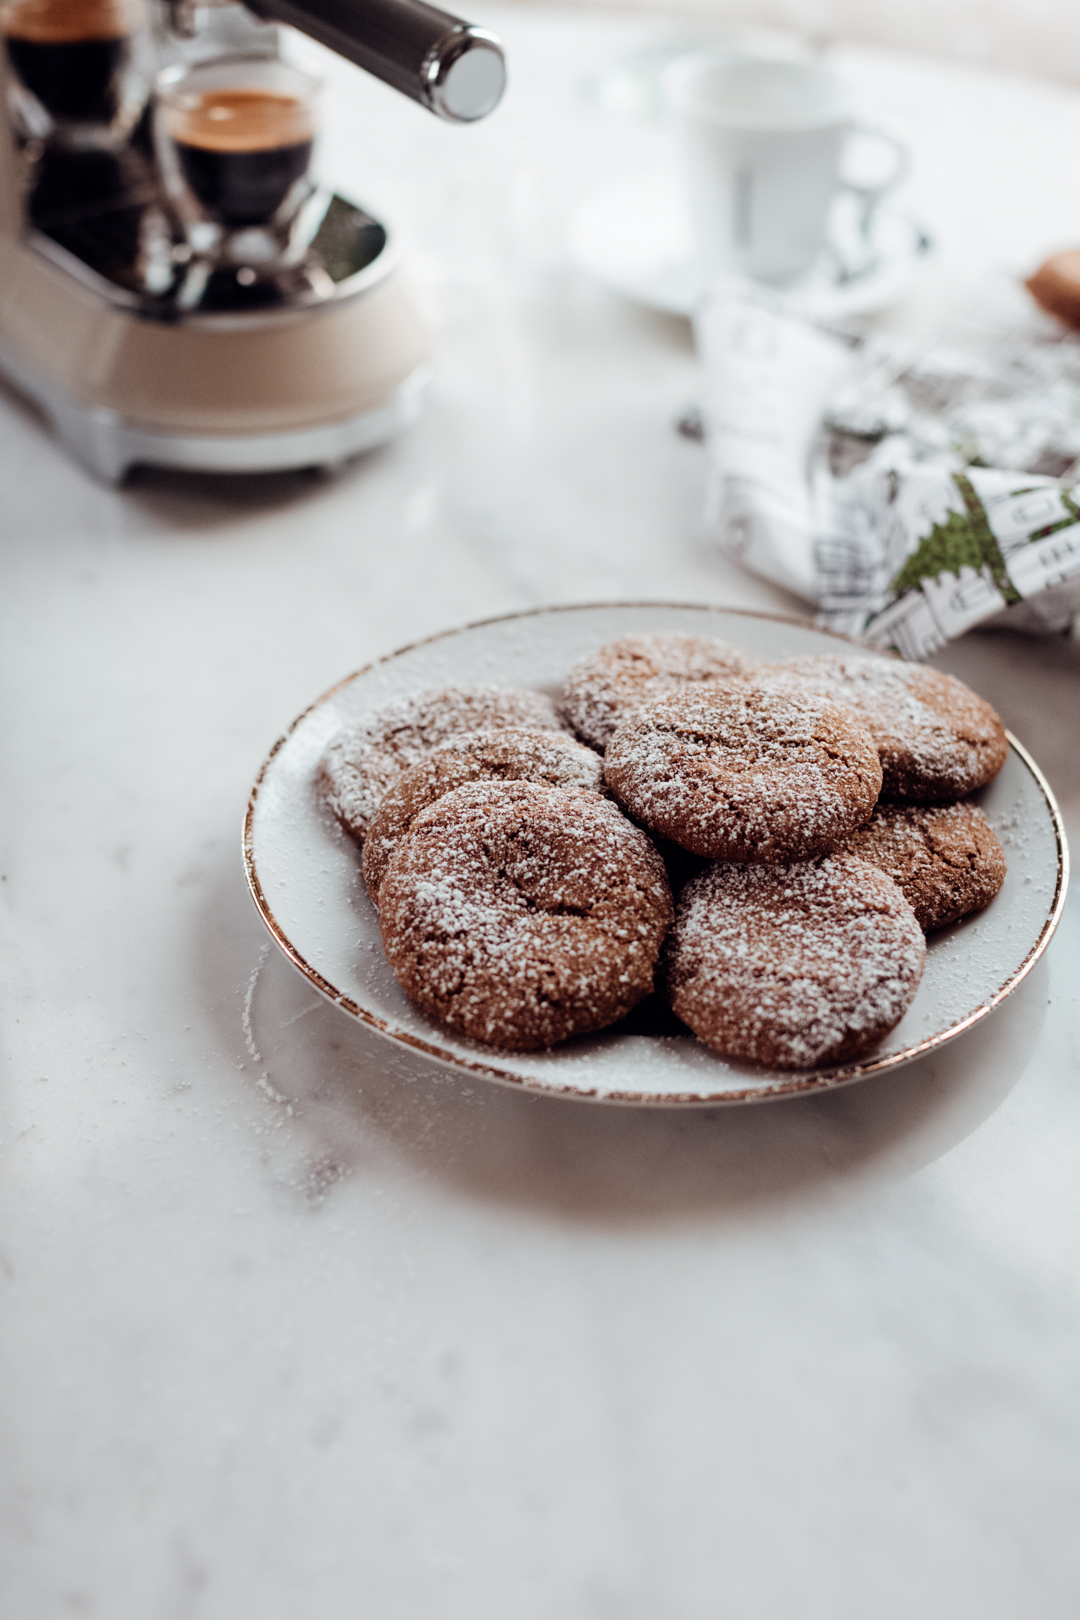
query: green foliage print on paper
1047 484 1080 535
889 506 989 594
888 472 1021 605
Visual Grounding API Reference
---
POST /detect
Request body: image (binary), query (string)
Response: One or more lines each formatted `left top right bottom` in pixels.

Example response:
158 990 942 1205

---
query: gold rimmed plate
243 602 1069 1105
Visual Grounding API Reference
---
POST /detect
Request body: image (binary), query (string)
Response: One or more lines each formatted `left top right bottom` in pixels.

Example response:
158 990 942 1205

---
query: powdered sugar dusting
318 685 564 840
668 855 926 1069
436 728 604 792
603 683 882 861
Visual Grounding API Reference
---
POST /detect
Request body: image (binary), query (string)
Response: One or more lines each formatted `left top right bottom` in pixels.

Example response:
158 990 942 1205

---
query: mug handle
834 125 910 279
841 124 910 218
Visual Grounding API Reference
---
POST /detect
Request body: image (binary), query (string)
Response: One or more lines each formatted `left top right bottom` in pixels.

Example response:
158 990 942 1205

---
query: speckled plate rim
242 601 1070 1107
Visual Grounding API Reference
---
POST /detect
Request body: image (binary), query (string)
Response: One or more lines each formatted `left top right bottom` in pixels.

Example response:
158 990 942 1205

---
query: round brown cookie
1026 250 1080 331
760 653 1008 803
666 855 926 1070
603 683 882 861
840 800 1007 931
378 780 673 1052
362 727 606 902
318 685 563 842
560 633 759 750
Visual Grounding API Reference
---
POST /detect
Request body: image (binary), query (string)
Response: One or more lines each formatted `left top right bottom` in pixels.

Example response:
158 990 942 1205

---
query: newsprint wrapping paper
696 275 1080 658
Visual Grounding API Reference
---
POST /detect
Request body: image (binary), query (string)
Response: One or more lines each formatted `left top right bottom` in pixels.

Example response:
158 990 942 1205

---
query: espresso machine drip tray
190 195 390 314
27 145 392 319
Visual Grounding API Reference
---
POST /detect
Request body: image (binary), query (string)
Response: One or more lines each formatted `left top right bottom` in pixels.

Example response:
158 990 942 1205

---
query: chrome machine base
0 340 432 483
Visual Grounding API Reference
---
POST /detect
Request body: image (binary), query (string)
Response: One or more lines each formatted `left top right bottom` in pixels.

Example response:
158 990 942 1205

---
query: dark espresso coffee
1 0 140 126
166 89 314 228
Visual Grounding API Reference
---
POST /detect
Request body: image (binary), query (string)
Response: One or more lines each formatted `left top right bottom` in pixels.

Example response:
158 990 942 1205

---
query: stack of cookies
318 633 1008 1070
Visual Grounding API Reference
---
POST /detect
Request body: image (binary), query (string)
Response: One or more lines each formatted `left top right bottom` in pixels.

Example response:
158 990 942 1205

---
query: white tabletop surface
3 8 1080 1617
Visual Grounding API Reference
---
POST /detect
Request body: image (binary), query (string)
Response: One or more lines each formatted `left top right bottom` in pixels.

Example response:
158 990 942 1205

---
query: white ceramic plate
568 167 932 321
243 603 1068 1106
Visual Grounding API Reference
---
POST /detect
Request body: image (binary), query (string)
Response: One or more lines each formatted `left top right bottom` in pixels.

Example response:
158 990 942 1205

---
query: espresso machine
0 0 506 479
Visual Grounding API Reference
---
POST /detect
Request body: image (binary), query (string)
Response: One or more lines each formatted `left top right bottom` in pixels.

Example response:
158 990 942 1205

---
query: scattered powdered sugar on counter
241 943 294 1115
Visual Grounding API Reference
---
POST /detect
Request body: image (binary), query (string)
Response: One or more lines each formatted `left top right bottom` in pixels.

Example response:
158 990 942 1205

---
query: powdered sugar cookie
666 855 926 1069
603 683 882 861
841 800 1007 931
378 780 673 1051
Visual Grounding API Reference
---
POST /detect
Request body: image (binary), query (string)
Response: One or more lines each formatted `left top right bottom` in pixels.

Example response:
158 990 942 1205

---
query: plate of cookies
243 602 1068 1105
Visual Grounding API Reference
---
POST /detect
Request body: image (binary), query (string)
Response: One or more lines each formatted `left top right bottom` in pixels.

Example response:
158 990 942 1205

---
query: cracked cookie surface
362 727 605 902
603 684 882 861
378 780 673 1051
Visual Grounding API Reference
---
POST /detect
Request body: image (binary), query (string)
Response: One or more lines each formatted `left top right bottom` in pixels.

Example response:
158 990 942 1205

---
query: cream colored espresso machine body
0 0 506 480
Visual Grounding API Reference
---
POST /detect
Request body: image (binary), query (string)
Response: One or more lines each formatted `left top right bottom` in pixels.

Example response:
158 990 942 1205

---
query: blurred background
505 0 1080 87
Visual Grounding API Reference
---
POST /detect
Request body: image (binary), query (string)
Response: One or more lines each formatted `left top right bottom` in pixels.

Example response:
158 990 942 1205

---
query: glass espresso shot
160 63 317 231
0 0 144 131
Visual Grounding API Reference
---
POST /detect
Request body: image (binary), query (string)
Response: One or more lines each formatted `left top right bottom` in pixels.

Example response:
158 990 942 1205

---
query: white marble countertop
3 8 1080 1616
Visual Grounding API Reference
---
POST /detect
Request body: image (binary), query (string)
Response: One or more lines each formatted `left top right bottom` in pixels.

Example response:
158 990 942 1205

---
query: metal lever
242 0 506 121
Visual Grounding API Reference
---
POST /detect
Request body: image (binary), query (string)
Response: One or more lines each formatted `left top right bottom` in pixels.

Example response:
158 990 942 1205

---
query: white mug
664 54 907 286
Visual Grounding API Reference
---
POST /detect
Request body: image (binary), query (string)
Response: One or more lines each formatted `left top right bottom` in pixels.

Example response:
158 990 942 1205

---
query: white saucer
568 167 932 322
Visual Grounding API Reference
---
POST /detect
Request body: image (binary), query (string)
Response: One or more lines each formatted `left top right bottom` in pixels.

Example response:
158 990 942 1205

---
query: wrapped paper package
696 276 1080 658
